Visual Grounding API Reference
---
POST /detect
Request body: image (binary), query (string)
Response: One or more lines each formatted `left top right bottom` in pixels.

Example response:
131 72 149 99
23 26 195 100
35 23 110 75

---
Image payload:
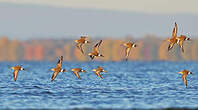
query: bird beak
104 70 107 72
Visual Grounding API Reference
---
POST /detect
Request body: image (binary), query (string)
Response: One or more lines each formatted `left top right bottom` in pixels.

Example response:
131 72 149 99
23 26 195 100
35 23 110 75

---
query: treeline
0 36 197 61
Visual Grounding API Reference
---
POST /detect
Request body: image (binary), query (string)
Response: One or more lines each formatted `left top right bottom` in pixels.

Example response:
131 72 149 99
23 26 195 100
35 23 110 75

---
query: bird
176 35 191 53
88 40 104 60
74 36 90 54
177 69 192 88
121 41 137 61
11 65 25 81
51 56 66 81
92 66 107 79
71 68 86 79
166 22 178 51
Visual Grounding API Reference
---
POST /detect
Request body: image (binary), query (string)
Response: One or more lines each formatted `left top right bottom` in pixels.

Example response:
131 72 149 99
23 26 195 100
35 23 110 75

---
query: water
0 61 198 109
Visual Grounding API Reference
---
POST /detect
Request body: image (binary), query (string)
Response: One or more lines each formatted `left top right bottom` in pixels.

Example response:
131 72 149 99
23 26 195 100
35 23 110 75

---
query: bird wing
51 71 59 81
182 74 187 87
56 56 63 68
93 40 102 52
95 71 103 79
73 71 81 79
172 22 177 38
13 70 19 81
125 47 131 60
76 43 85 54
179 41 184 53
168 42 175 51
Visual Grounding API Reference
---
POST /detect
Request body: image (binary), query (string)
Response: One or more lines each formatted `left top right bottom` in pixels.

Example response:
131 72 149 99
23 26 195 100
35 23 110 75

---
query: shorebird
74 36 90 54
92 66 107 79
11 65 25 81
88 40 104 60
167 22 178 51
51 56 66 81
176 35 191 53
121 41 137 61
177 69 192 88
71 68 86 79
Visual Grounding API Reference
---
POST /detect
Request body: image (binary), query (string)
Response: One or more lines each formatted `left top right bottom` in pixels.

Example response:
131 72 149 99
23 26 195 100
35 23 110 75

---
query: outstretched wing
56 56 63 68
179 41 184 53
172 22 177 38
95 71 103 79
168 42 175 51
93 40 102 52
76 43 84 54
73 72 81 79
182 74 187 87
13 70 19 81
51 71 59 82
125 47 131 60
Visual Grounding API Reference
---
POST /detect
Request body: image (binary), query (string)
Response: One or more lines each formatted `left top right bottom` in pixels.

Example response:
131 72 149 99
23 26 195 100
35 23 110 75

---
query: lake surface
0 61 198 109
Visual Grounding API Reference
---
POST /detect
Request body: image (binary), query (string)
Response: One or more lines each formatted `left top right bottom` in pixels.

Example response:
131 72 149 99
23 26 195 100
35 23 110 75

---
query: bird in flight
92 66 107 79
11 65 25 81
177 69 192 88
121 41 137 61
71 68 86 79
88 40 104 60
74 36 90 54
51 56 66 82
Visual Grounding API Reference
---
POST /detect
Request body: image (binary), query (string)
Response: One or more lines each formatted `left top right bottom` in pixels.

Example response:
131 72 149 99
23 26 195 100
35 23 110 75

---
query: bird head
99 54 104 57
81 69 86 73
61 69 66 73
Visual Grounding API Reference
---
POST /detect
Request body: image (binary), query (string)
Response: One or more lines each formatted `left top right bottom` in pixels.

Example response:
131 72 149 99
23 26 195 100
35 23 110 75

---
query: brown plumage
71 68 86 79
176 35 191 53
167 22 178 51
11 65 25 81
121 41 137 61
177 69 192 88
92 66 107 79
51 56 66 82
75 36 90 54
88 40 104 60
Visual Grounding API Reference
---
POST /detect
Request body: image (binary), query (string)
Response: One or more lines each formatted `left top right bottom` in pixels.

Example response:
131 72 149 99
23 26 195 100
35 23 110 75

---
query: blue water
0 61 198 109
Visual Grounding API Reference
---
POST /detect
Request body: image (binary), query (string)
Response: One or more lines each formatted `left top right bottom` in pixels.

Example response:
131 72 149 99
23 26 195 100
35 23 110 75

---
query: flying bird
166 22 178 51
71 68 86 79
74 36 90 54
92 66 107 79
51 56 66 81
88 40 104 60
11 65 25 81
176 35 191 53
121 41 137 61
177 69 192 88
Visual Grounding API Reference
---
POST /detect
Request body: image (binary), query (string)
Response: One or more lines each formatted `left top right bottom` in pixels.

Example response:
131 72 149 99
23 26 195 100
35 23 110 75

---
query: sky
0 0 198 14
0 0 197 39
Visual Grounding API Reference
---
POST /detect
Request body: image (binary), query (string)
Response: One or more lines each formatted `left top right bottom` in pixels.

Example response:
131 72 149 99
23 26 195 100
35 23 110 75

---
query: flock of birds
11 22 192 88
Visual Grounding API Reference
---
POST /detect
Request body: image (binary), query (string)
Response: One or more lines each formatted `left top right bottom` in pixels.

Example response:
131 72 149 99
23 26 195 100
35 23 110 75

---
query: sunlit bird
177 69 192 88
11 65 25 81
51 56 66 82
71 68 86 79
88 40 104 60
92 66 107 79
166 22 178 51
74 36 90 54
121 41 137 61
176 35 191 53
